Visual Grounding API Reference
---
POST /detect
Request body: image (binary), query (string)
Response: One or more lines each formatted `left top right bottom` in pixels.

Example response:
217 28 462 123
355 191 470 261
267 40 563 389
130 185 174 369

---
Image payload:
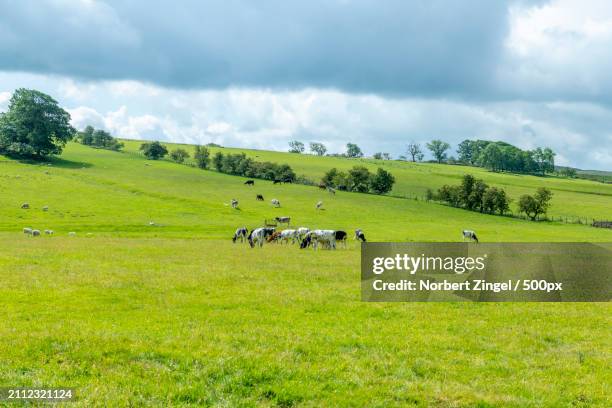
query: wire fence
391 193 610 228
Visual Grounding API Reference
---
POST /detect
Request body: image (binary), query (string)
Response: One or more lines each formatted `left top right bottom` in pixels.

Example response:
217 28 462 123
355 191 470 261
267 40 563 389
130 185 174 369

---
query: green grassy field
0 142 610 406
127 140 611 222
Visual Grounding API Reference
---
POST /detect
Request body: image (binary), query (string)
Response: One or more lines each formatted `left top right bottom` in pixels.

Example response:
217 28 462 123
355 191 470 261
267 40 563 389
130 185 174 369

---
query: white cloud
67 106 105 129
503 0 612 97
51 80 610 169
1 69 611 170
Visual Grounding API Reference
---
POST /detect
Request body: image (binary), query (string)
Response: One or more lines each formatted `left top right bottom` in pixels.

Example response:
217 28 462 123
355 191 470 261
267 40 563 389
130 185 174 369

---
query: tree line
433 174 553 221
76 125 124 151
405 139 555 176
289 138 557 177
321 166 395 194
139 140 396 195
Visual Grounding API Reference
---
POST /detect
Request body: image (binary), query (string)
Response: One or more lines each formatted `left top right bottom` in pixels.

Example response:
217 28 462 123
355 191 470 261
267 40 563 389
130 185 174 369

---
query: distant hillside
1 141 610 242
117 139 612 221
576 169 611 183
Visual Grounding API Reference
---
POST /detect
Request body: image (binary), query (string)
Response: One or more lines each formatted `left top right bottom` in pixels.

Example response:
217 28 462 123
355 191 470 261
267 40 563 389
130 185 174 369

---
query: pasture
0 142 610 406
123 140 612 222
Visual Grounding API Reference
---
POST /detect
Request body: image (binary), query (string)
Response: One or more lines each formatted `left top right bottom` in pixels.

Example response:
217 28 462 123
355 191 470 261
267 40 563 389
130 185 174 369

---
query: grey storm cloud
0 0 515 96
0 0 610 170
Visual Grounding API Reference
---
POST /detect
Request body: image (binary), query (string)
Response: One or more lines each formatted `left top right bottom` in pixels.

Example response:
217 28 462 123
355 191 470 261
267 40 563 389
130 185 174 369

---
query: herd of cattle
18 177 481 246
232 179 480 249
233 226 367 249
232 179 369 249
234 226 478 249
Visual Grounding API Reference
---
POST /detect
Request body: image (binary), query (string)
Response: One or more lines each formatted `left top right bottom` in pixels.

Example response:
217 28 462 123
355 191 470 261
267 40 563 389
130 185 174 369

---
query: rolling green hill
1 141 610 240
123 139 612 222
0 142 610 406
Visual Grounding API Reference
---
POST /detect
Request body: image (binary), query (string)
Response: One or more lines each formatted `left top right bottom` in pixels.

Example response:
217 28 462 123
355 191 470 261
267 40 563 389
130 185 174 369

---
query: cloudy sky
0 0 611 170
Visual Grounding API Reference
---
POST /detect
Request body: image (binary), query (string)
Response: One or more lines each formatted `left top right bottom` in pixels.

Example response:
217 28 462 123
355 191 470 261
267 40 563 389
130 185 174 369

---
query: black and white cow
335 230 348 248
355 229 367 242
279 229 299 244
248 227 276 248
462 230 479 243
275 216 291 226
256 194 264 201
244 180 255 186
271 199 281 207
232 227 248 243
296 227 310 241
300 230 336 250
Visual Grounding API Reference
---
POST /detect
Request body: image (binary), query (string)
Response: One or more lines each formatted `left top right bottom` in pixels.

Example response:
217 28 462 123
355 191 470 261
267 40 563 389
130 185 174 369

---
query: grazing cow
42 205 49 211
273 179 283 185
231 199 239 209
21 203 29 209
283 178 293 184
318 184 327 190
267 231 282 243
256 194 264 201
355 229 367 242
275 216 291 226
44 229 54 235
462 230 479 243
23 227 33 236
32 229 41 237
316 201 324 210
271 199 281 207
296 227 310 241
244 180 255 186
232 227 248 243
279 229 299 244
300 230 336 250
327 187 336 195
248 227 276 248
335 230 348 248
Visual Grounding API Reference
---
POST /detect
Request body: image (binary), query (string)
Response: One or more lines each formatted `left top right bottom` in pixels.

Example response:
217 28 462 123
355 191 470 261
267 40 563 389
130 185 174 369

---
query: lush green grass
127 139 612 221
0 142 610 406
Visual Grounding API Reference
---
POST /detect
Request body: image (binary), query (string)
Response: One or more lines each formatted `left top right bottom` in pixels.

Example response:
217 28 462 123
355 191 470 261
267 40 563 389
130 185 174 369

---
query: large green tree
477 143 503 171
194 145 210 169
347 166 371 192
288 140 305 153
345 143 364 158
369 168 396 194
309 142 327 156
140 141 168 160
426 140 450 163
0 88 75 158
518 187 553 220
533 147 555 176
